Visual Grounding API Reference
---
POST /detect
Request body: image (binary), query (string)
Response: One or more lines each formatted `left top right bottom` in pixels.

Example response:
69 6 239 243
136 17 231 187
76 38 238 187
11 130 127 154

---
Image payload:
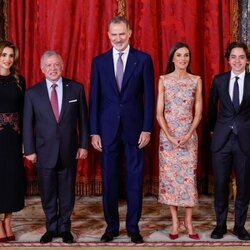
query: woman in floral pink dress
156 42 202 240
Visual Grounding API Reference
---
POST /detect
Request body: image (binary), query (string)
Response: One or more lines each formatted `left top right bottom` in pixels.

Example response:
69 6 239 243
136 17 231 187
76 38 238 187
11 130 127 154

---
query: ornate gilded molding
0 0 9 40
238 0 249 45
237 0 250 72
3 0 9 40
0 0 4 40
117 0 126 17
230 0 239 41
230 0 249 72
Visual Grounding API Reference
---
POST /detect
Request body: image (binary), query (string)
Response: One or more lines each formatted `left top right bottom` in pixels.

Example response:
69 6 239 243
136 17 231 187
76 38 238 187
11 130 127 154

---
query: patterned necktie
50 84 59 122
116 53 124 91
233 76 239 111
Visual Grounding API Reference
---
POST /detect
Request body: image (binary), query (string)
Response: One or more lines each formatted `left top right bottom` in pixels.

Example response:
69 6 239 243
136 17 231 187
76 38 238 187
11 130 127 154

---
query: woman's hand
167 135 181 148
178 133 192 147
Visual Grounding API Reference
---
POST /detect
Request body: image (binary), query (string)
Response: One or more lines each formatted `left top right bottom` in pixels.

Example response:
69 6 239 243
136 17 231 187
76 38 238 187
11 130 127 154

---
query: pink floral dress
158 75 199 207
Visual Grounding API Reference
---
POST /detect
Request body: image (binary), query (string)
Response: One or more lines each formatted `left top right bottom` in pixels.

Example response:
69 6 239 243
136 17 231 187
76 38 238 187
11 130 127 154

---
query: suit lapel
121 48 137 92
222 72 234 110
240 73 250 109
59 78 71 122
39 81 56 121
105 50 119 94
106 47 138 94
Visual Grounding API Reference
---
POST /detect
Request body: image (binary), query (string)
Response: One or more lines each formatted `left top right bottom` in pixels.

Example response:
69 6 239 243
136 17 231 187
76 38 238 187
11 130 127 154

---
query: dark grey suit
23 77 88 233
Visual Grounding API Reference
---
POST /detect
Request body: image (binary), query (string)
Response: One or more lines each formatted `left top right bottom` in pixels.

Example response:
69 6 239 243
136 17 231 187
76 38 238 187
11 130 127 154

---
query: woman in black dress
0 41 26 242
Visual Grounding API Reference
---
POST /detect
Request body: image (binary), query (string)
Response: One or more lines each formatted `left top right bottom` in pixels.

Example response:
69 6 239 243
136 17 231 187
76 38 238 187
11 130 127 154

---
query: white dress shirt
46 77 63 113
229 71 245 105
112 45 130 75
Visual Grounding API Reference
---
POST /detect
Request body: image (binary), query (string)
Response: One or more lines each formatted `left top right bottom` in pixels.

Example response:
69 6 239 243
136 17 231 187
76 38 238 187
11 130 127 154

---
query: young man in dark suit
89 16 154 244
23 51 88 243
209 42 250 240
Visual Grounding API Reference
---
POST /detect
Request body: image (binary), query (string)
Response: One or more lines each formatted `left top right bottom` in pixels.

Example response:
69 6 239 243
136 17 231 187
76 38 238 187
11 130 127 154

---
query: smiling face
41 54 63 83
172 47 190 71
108 21 132 52
228 47 248 75
0 47 15 74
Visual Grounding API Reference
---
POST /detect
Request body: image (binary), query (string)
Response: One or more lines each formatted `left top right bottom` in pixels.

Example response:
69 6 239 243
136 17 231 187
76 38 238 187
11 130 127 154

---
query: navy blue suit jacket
89 47 154 146
23 77 88 168
209 71 250 156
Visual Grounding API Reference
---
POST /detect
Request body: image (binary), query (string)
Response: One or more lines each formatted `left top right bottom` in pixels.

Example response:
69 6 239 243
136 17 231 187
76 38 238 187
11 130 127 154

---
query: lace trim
0 112 20 133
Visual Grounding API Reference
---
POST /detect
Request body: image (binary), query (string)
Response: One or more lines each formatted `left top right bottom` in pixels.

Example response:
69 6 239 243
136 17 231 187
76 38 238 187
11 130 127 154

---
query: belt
0 112 20 133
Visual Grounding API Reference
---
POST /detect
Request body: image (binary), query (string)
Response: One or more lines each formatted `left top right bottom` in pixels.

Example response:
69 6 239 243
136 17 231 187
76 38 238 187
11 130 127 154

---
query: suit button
120 104 123 107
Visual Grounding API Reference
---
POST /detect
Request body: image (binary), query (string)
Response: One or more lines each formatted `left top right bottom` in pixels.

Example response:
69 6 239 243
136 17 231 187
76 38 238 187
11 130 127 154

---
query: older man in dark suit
89 16 154 244
209 42 250 241
23 51 88 243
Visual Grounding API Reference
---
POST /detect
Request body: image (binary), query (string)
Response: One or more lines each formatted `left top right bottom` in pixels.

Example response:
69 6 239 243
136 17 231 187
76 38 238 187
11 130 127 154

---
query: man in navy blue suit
209 42 250 240
23 51 88 243
89 16 154 244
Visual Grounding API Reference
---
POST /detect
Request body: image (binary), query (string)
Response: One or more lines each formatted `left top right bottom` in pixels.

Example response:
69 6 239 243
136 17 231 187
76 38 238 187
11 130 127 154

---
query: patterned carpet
1 195 250 248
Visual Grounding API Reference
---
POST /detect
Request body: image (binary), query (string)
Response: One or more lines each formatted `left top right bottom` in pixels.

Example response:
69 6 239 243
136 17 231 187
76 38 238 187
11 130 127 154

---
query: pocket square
69 99 77 103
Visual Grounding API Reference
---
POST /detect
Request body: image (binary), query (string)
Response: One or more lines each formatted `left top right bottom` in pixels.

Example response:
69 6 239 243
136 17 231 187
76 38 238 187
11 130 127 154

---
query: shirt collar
231 71 245 81
46 77 63 87
112 45 130 56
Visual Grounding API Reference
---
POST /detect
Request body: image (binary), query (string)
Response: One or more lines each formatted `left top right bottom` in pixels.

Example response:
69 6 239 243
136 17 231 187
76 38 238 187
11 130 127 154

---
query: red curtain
7 0 231 195
126 0 231 193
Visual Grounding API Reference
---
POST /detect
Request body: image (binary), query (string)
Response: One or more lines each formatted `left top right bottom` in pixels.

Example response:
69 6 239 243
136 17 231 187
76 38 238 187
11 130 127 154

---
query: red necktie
50 84 59 122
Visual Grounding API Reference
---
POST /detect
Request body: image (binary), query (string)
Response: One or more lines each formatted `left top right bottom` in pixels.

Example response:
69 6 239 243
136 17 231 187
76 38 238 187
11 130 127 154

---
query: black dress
0 74 25 213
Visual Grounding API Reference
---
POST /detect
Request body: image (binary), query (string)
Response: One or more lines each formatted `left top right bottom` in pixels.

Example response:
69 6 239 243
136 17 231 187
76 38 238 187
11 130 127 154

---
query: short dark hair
225 41 250 60
108 16 130 30
166 42 192 74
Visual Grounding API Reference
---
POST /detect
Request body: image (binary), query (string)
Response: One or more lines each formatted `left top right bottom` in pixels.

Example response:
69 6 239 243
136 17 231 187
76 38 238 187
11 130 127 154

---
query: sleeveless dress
158 75 199 207
0 74 26 213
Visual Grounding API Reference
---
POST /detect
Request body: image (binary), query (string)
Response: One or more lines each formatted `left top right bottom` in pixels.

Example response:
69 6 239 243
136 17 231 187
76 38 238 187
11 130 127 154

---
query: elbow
156 113 162 124
194 112 202 124
198 113 202 124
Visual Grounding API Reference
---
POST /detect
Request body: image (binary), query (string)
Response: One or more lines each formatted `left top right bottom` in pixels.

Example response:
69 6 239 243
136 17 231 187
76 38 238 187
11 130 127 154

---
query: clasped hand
169 133 191 148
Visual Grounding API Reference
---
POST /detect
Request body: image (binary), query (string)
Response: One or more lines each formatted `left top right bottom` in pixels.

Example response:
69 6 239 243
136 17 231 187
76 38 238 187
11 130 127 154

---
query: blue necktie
232 76 239 134
116 53 124 92
233 76 239 111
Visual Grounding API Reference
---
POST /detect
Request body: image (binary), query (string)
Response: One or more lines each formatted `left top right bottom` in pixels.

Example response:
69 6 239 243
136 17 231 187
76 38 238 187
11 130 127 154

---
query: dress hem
158 200 198 207
0 205 25 214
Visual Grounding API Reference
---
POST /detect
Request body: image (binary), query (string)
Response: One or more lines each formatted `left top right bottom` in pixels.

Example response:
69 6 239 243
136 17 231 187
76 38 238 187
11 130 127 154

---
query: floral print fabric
158 75 199 207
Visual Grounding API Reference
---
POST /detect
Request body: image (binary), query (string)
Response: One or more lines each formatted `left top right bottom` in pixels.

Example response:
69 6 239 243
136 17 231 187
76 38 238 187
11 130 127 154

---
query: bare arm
156 77 179 147
178 77 203 146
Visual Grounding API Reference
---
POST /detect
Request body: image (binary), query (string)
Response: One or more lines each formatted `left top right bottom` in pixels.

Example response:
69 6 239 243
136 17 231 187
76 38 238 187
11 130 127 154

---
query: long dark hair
0 40 20 83
166 42 192 74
